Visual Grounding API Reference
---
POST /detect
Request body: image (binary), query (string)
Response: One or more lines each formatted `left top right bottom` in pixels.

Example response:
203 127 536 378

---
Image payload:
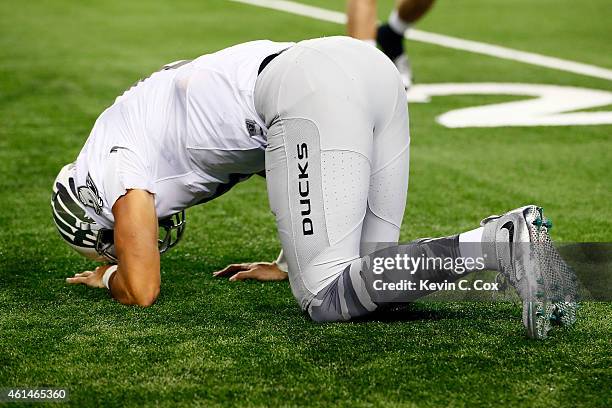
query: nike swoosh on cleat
500 222 517 280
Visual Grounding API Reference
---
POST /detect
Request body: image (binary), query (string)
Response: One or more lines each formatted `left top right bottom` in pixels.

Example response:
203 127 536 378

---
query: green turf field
1 0 610 406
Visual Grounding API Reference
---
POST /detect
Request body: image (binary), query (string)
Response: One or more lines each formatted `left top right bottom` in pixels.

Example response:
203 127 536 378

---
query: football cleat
481 205 578 339
393 54 413 90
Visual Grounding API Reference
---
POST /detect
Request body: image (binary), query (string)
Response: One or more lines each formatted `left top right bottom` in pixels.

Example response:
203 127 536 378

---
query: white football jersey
75 40 294 228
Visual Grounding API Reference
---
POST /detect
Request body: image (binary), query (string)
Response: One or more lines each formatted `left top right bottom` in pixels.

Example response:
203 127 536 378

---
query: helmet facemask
94 210 186 263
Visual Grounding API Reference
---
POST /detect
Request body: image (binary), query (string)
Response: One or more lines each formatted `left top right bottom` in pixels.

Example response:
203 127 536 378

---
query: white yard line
229 0 612 81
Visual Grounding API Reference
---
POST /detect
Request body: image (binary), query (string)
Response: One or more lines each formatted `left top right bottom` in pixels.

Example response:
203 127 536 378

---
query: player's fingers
228 269 257 282
73 271 93 278
213 264 241 276
213 263 251 277
66 276 88 285
245 266 288 282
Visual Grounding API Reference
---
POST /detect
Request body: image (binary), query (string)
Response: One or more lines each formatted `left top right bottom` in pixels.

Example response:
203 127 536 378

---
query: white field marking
407 83 612 128
229 0 612 81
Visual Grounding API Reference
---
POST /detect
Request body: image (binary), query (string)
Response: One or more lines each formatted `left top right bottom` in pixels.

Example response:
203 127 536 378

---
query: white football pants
255 37 410 318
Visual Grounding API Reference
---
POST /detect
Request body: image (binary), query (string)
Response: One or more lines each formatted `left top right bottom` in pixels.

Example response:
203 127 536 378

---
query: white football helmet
51 163 185 262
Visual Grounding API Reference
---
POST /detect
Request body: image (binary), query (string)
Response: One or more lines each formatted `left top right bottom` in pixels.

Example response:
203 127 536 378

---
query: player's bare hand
66 265 113 288
213 262 288 282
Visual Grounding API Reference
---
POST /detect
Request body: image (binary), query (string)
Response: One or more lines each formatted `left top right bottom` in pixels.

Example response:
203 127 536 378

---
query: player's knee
306 276 351 323
307 303 347 323
304 262 379 322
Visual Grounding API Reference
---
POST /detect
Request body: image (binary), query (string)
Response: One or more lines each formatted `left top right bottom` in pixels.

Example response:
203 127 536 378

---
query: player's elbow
128 283 160 307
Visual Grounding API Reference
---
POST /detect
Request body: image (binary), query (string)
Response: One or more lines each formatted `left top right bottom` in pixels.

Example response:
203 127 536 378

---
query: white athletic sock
458 227 485 260
388 10 411 35
362 38 377 47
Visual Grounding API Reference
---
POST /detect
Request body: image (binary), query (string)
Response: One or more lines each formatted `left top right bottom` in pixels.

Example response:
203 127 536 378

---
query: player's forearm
111 189 161 307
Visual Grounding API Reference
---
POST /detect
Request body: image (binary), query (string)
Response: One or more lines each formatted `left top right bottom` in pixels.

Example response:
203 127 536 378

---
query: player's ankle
376 24 404 61
388 10 411 36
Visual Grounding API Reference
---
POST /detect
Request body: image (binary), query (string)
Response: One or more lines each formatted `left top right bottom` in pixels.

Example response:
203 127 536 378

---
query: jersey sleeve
103 147 156 211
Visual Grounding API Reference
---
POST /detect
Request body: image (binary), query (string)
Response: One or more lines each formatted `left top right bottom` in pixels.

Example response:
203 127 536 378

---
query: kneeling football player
52 37 576 339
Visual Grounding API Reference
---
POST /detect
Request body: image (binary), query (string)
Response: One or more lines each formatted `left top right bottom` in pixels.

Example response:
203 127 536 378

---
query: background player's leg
377 0 437 87
397 0 436 25
346 0 378 46
379 0 437 56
